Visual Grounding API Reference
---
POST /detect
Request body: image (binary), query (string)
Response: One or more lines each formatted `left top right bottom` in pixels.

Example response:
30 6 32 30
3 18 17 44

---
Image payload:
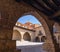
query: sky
17 15 41 25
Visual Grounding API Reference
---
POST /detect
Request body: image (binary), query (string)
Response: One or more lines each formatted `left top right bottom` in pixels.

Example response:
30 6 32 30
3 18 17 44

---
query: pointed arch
12 30 21 41
23 32 31 41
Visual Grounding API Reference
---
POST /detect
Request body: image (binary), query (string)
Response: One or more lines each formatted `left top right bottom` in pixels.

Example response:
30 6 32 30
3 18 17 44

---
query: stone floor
16 41 47 52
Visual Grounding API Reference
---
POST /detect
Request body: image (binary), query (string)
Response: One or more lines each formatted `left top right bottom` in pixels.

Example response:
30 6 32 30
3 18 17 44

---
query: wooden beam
52 10 60 17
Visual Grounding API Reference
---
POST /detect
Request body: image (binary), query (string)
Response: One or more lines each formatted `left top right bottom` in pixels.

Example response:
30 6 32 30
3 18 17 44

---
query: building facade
13 22 46 42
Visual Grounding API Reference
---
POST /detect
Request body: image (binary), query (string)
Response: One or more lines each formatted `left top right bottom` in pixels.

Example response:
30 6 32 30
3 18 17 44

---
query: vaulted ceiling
16 0 60 23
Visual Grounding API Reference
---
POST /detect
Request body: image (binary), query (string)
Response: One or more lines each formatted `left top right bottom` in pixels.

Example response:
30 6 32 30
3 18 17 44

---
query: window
24 26 27 28
18 24 21 26
38 31 43 36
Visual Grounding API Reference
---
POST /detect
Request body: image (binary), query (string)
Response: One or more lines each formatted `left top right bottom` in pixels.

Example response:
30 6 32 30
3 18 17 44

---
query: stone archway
23 32 31 41
0 1 55 52
13 11 55 52
12 30 21 41
53 23 60 43
35 36 40 42
41 36 46 42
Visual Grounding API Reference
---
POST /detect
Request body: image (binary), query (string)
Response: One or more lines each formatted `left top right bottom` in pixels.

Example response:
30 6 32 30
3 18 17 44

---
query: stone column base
42 42 55 52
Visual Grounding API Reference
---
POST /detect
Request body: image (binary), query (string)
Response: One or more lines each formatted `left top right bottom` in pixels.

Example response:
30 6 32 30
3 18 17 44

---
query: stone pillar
21 33 24 41
42 22 55 52
0 12 21 52
0 29 16 51
39 36 42 42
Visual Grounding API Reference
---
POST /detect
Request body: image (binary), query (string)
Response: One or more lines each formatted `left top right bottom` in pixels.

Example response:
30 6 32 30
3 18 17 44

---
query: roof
15 25 35 32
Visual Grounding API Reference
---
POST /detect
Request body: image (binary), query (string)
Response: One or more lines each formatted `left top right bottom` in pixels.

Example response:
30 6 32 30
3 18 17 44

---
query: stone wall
0 29 21 52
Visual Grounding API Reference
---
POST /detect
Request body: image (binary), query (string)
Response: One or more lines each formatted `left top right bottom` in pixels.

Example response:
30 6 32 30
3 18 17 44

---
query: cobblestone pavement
16 41 47 52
